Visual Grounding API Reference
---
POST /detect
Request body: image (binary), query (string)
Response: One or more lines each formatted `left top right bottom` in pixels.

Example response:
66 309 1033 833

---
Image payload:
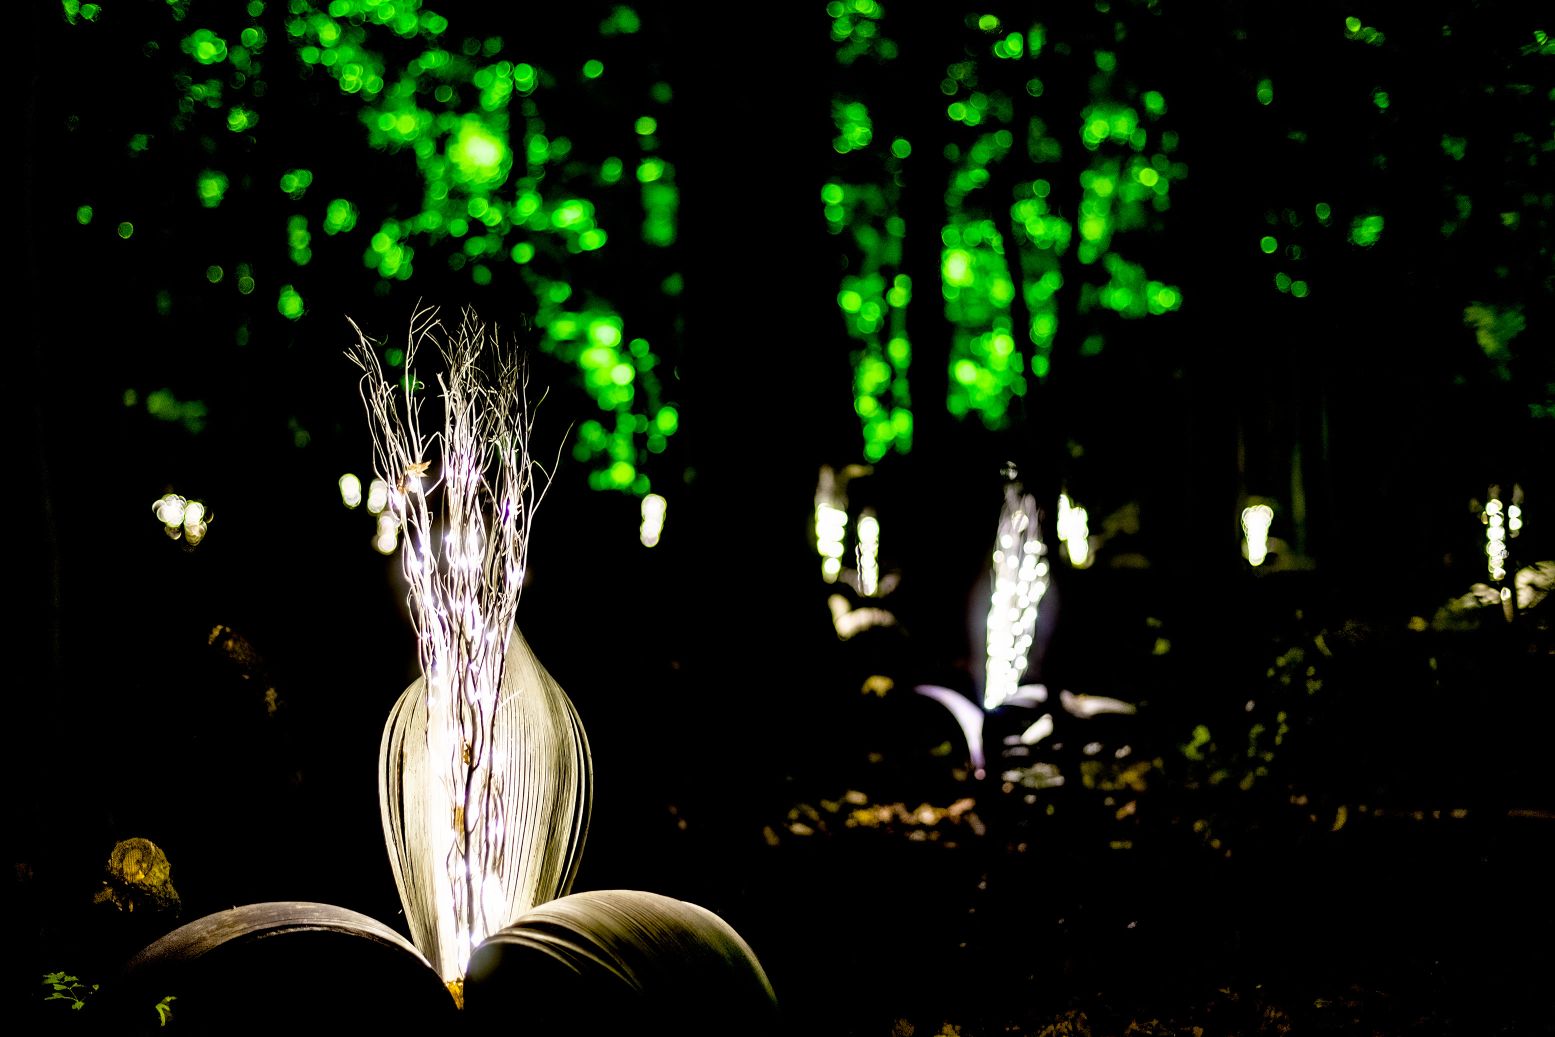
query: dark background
16 1 1554 1032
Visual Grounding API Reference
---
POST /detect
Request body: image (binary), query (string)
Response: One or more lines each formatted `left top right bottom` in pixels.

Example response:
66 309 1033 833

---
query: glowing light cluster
823 2 915 461
197 169 229 208
1056 492 1091 568
544 298 676 495
91 0 673 500
366 476 390 514
152 492 210 546
365 474 402 554
639 492 666 547
815 466 849 583
1481 494 1520 582
828 0 897 65
61 1 102 25
1343 15 1386 46
339 472 363 509
984 478 1048 709
1242 504 1274 567
278 1 679 494
138 388 209 434
287 215 313 266
939 129 1026 429
824 182 915 459
817 504 848 582
1085 253 1182 318
279 167 314 199
945 216 1027 425
1260 207 1319 297
1010 176 1068 381
640 161 679 248
324 197 359 234
832 99 874 155
933 25 1183 423
856 511 880 595
1350 212 1385 247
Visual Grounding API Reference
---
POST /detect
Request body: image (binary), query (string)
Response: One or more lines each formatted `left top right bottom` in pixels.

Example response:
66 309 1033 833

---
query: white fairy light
339 473 364 509
816 504 847 582
374 512 400 555
814 466 848 583
640 493 666 547
856 511 880 596
984 475 1048 710
153 492 186 530
1056 492 1091 568
152 492 209 545
1484 497 1508 582
1242 504 1274 567
350 307 558 984
366 477 389 515
182 500 208 546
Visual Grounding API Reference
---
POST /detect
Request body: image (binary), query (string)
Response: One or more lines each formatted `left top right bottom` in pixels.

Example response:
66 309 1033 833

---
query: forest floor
15 571 1555 1035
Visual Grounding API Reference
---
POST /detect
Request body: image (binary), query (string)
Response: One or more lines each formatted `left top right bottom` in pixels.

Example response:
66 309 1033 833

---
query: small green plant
42 971 98 1011
155 994 178 1027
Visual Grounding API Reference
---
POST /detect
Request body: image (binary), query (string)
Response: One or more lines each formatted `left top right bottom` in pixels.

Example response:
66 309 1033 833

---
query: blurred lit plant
825 7 1186 442
823 4 914 461
983 470 1048 708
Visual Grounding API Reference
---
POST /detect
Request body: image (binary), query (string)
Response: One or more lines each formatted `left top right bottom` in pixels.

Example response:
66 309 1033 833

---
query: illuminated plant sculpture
916 469 1052 778
92 308 771 1030
349 308 590 989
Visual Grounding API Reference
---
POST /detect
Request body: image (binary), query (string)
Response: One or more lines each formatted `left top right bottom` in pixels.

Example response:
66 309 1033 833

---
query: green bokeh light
226 106 259 133
277 284 304 318
197 170 229 207
62 1 102 25
447 118 510 186
1349 212 1384 246
183 28 229 65
109 0 681 496
324 197 358 234
601 6 641 35
279 168 314 198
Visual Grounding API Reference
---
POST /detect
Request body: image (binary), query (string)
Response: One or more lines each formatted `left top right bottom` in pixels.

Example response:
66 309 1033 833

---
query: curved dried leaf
380 629 592 978
466 889 777 1036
